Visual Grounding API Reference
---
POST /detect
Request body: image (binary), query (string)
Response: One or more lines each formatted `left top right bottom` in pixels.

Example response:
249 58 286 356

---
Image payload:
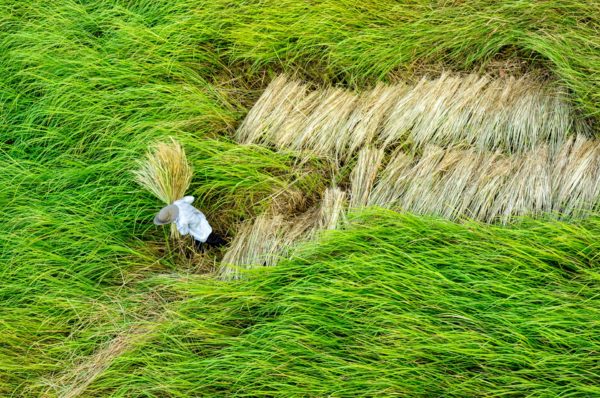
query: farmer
153 196 225 249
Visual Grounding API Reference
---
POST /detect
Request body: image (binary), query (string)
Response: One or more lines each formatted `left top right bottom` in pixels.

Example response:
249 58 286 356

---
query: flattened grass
0 0 318 392
196 0 600 119
80 210 600 397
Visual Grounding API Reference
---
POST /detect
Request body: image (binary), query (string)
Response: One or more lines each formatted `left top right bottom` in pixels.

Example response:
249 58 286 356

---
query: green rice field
1 1 598 396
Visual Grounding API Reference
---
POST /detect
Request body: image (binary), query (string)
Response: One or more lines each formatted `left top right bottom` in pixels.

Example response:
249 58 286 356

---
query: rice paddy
1 0 599 397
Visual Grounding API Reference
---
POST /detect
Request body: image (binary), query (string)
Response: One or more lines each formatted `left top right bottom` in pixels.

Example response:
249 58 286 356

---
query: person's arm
174 204 191 235
188 211 212 242
181 196 194 204
177 222 190 236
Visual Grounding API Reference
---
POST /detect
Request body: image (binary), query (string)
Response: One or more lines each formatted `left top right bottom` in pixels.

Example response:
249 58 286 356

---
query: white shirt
172 196 212 243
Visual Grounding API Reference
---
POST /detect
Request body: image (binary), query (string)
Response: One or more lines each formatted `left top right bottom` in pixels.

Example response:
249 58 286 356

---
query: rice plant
194 0 600 119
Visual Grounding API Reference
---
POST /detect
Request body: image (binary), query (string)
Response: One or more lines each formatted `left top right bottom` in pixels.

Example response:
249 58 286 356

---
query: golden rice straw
298 87 358 157
368 150 413 207
341 83 406 158
465 153 512 222
236 74 578 157
317 187 347 231
429 149 484 220
219 214 290 279
489 145 551 223
552 135 600 217
395 145 446 213
133 138 193 237
236 76 308 145
349 148 385 208
271 90 321 150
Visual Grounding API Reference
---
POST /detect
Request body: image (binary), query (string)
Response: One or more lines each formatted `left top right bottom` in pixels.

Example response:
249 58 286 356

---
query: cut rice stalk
552 135 600 216
133 138 193 237
491 145 552 223
240 74 579 157
317 187 347 231
220 214 291 279
368 150 414 207
349 148 385 208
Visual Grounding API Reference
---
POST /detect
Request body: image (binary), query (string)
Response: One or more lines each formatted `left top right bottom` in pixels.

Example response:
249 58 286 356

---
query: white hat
153 204 179 225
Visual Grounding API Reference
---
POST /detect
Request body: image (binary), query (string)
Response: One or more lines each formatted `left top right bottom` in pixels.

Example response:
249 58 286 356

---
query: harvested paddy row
237 74 591 156
220 75 599 274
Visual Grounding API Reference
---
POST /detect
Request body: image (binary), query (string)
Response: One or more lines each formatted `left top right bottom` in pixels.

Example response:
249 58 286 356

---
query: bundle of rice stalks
263 87 358 158
466 155 514 221
492 145 552 222
368 150 413 207
134 138 193 204
270 90 321 151
342 83 405 159
235 75 308 145
393 145 447 214
316 187 347 231
298 87 358 159
380 73 467 149
133 138 193 236
349 148 385 208
219 211 316 279
552 135 600 216
220 188 349 278
418 148 484 220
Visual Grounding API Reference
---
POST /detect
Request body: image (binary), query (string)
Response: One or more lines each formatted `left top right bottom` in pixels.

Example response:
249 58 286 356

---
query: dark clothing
194 232 227 251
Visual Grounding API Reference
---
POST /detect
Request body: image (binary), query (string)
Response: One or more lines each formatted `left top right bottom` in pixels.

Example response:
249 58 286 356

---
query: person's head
153 204 179 225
